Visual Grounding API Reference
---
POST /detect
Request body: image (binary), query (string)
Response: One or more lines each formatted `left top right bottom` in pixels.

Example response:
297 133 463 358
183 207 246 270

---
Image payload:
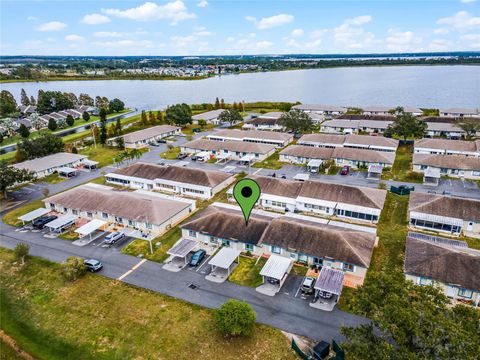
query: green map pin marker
233 178 261 226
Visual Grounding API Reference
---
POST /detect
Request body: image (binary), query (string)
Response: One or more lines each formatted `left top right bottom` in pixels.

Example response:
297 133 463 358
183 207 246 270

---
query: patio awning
208 247 241 269
83 159 99 166
260 255 292 280
307 159 323 167
196 151 211 159
167 238 197 258
18 208 50 222
367 164 383 174
57 167 76 174
424 167 441 179
240 154 254 162
314 267 345 295
45 214 77 230
75 219 106 236
410 211 463 227
293 173 310 181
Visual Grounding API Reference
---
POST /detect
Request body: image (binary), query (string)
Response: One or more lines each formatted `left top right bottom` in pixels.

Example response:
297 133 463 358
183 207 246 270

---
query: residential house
412 153 480 180
43 183 195 237
112 125 181 149
425 122 465 139
181 139 275 164
181 204 377 287
291 104 346 116
361 106 422 116
242 117 285 131
414 139 480 157
409 192 480 237
105 162 234 199
405 236 480 306
439 108 480 118
18 105 37 115
227 175 387 224
12 152 91 179
279 145 395 169
298 133 399 152
192 109 227 125
207 129 293 148
320 119 394 134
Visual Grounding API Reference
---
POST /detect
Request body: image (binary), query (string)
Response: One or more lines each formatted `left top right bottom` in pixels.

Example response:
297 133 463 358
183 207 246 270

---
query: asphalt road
0 223 367 342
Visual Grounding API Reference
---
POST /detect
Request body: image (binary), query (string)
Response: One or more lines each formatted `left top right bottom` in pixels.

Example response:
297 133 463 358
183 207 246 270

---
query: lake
2 65 479 109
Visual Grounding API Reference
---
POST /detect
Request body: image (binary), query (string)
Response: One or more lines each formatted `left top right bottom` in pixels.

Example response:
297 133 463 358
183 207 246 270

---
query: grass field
2 200 44 227
229 256 267 287
79 146 123 168
251 151 286 170
181 123 215 136
160 146 181 160
39 173 65 185
0 248 295 360
386 144 423 183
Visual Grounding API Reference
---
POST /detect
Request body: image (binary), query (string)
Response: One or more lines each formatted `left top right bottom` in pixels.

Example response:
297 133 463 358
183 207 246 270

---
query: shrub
61 256 87 281
215 299 256 337
13 243 29 265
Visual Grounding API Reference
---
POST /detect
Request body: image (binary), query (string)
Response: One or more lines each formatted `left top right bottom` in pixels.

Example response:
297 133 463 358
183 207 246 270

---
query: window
63 207 68 212
298 254 308 263
245 243 254 252
222 239 230 247
87 212 93 218
184 188 204 194
419 277 432 286
210 236 217 244
343 263 354 272
72 209 78 215
102 212 108 219
145 222 153 230
188 230 197 237
271 245 281 254
458 288 473 299
157 183 176 190
271 200 287 208
49 203 55 210
313 257 323 265
128 219 136 226
115 216 123 223
473 171 480 176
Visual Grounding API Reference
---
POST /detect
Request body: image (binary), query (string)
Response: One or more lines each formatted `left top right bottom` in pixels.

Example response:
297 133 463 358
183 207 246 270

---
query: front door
467 221 474 231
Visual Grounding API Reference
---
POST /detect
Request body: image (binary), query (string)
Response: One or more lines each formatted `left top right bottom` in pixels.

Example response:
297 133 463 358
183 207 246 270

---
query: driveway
0 221 367 342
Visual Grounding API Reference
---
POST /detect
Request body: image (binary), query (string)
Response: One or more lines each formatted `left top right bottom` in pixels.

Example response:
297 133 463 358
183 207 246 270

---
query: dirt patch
0 330 35 360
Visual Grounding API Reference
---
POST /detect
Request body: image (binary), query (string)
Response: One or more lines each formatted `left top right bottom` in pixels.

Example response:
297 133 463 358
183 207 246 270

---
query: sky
1 0 479 56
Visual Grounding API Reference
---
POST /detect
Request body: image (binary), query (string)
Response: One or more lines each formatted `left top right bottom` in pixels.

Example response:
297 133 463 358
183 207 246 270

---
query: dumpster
390 185 415 195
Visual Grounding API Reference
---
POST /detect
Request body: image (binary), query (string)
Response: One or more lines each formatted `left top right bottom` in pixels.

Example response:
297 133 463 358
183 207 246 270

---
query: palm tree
129 148 143 162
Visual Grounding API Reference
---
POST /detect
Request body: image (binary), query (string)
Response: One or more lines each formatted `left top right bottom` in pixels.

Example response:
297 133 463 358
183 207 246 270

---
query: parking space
183 252 211 275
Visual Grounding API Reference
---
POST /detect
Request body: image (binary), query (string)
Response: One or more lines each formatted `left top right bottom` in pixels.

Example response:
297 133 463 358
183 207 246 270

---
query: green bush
215 299 256 337
61 256 86 282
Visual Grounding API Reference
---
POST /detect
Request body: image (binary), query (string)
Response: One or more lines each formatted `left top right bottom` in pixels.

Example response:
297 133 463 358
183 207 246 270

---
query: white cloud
461 33 480 48
437 11 480 30
103 1 196 24
428 39 451 51
305 38 322 50
193 27 214 36
291 28 304 37
35 21 67 32
92 39 153 48
386 29 422 52
345 15 372 26
460 0 476 4
433 28 449 35
26 16 36 21
65 34 85 42
197 0 208 7
81 13 111 25
94 31 123 38
246 14 294 29
310 29 328 39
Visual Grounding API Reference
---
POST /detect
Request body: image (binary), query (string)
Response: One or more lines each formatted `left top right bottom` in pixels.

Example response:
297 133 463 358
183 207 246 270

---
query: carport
367 164 383 180
74 219 107 241
423 167 440 186
18 208 50 225
195 151 211 162
307 159 323 173
215 153 230 164
163 238 197 272
83 159 99 170
57 167 77 178
239 154 255 166
45 214 77 233
293 173 310 182
205 247 241 283
256 255 293 296
310 267 345 311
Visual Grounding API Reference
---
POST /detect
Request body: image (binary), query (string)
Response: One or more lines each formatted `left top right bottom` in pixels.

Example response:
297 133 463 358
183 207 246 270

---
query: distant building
320 119 393 135
425 122 465 139
192 109 227 125
412 153 480 180
298 133 399 152
291 104 346 116
242 117 285 131
105 162 235 199
414 139 480 157
438 108 480 118
207 129 293 148
405 236 480 307
112 125 181 149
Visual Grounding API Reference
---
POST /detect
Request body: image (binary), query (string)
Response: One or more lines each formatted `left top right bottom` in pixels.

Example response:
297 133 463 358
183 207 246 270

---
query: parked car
280 174 287 179
191 155 198 161
158 161 166 166
177 153 188 160
104 231 125 245
148 142 159 147
193 128 202 133
189 249 206 266
32 215 57 229
157 139 167 143
84 259 103 272
317 290 333 300
340 166 350 175
301 276 316 295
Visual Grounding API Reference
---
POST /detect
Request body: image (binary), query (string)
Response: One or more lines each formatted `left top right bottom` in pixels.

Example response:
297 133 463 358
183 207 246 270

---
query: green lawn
58 230 79 241
291 264 308 276
229 256 267 287
2 200 45 227
181 123 215 136
79 146 123 168
122 227 182 263
0 248 295 360
251 151 287 170
38 173 65 185
386 144 423 183
160 146 181 160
